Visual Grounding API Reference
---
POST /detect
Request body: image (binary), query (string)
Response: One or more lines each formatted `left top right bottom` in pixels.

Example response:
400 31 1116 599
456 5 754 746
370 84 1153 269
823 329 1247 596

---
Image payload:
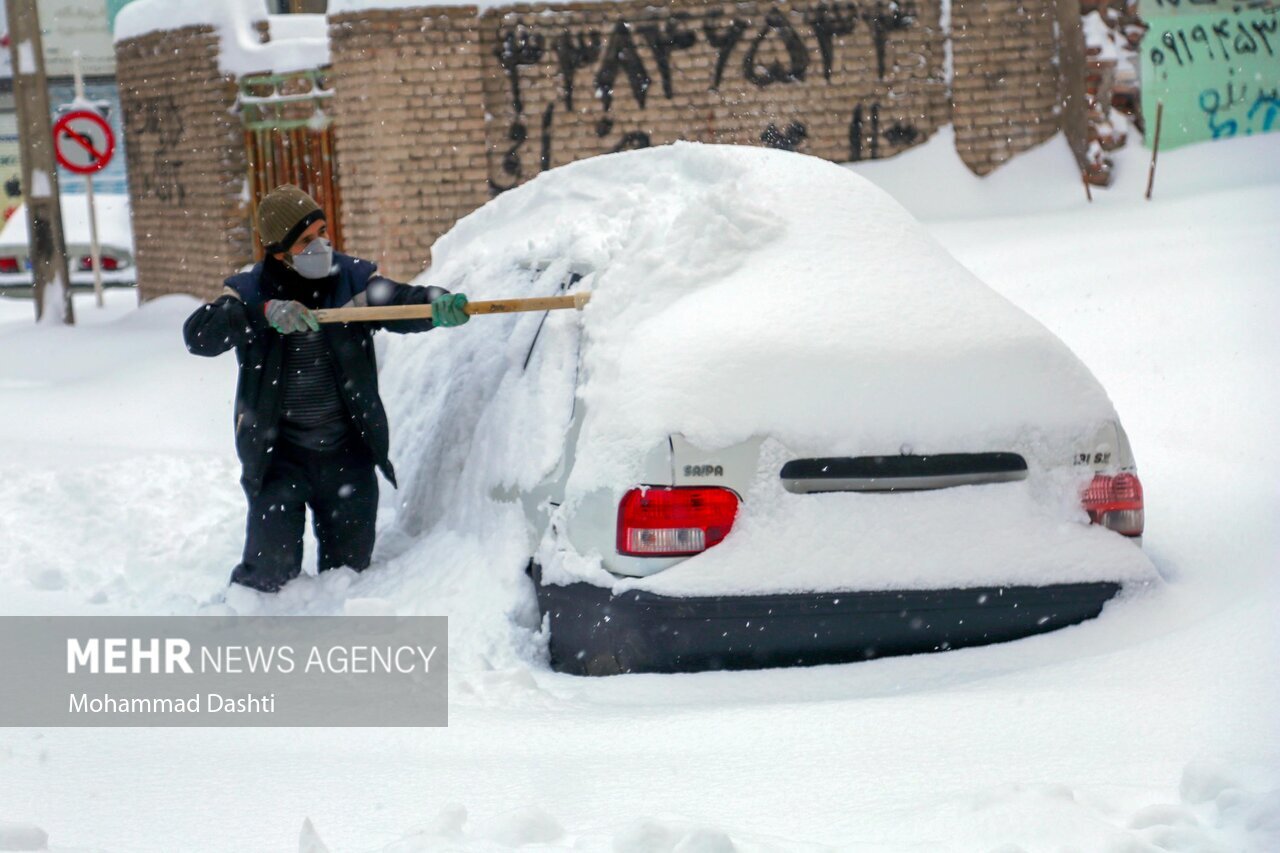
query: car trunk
598 426 1156 594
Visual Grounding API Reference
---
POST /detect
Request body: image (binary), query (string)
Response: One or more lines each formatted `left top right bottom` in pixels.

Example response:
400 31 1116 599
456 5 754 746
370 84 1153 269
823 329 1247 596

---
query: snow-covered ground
0 131 1277 851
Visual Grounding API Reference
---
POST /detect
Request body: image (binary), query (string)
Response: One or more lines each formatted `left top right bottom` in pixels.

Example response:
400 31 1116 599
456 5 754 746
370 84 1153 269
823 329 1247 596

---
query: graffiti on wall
1140 2 1278 149
489 1 930 192
123 95 188 205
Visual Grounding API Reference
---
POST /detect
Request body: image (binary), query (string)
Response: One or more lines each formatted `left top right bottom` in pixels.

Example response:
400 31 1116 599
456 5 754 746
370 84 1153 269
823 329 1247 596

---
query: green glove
264 299 319 334
431 293 469 328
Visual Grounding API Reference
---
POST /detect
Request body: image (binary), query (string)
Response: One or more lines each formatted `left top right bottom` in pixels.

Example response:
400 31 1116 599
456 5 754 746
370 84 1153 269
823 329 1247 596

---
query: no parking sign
52 109 115 175
51 103 118 307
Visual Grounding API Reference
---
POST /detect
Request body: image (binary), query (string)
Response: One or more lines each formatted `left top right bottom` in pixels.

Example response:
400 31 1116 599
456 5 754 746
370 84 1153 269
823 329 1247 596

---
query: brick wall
951 0 1082 175
327 7 491 283
117 1 1087 296
115 26 253 301
326 0 1081 280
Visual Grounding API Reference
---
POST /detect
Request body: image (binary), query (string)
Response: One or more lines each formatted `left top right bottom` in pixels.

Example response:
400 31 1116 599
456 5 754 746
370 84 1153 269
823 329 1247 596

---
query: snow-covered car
0 194 136 289
392 143 1158 676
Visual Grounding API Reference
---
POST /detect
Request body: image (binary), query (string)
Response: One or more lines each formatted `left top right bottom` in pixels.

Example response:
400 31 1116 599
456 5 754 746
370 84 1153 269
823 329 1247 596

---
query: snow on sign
52 110 116 175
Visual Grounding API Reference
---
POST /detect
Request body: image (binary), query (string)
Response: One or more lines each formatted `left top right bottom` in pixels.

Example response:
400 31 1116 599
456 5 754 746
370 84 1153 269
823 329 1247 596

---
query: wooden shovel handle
313 292 591 324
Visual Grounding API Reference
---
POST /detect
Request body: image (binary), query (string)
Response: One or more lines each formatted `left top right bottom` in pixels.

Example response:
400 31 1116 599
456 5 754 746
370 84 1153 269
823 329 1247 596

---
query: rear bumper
530 562 1121 676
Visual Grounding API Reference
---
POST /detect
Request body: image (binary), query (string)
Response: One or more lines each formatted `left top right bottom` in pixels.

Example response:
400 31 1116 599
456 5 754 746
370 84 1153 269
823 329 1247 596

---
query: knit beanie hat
257 185 324 253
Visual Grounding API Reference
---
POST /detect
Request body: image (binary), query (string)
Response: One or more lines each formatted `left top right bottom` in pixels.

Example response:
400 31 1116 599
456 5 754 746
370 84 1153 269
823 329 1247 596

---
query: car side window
522 270 584 372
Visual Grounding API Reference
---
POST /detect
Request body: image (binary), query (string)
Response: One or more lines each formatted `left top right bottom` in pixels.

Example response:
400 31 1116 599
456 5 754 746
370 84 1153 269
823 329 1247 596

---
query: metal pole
6 0 74 324
74 52 105 308
85 174 103 307
1145 101 1165 202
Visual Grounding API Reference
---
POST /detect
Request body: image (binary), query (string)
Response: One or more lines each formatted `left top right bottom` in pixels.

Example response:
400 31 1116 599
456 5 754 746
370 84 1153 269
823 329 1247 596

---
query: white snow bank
114 0 329 75
298 817 328 853
293 767 1280 852
0 821 48 851
315 803 820 851
849 124 1280 222
0 194 134 250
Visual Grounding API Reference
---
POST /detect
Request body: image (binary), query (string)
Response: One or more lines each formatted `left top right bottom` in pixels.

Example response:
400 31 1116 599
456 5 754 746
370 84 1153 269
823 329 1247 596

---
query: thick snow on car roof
410 142 1118 502
376 142 1156 596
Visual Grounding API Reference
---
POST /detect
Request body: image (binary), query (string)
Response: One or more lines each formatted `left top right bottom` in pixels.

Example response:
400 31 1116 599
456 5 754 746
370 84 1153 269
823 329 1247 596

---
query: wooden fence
239 68 343 259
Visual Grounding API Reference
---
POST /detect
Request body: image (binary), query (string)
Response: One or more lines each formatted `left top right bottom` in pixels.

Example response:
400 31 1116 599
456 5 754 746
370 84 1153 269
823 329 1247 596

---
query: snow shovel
312 292 592 325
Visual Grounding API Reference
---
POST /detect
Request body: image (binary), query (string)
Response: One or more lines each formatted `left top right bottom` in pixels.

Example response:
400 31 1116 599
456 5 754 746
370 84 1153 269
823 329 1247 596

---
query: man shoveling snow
182 184 471 593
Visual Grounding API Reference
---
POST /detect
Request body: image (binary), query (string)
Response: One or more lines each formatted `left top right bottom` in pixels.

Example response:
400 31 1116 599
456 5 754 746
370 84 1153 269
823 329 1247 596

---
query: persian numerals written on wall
1140 1 1278 149
486 1 934 194
123 95 188 206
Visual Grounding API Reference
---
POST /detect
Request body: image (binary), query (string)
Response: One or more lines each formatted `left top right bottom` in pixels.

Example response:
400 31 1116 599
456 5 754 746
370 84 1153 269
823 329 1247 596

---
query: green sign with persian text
1140 0 1279 149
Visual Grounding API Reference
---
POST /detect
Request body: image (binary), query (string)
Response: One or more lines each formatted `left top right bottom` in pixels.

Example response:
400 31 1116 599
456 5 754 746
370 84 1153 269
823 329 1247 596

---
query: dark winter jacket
182 252 447 495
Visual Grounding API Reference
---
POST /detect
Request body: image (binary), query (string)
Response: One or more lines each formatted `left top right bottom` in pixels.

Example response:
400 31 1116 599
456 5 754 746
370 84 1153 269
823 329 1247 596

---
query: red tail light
0 256 19 274
1082 472 1144 537
617 486 740 556
79 256 121 271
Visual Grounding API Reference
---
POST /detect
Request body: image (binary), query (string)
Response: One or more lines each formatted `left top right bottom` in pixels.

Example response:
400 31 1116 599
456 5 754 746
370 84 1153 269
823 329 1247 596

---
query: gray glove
264 300 319 334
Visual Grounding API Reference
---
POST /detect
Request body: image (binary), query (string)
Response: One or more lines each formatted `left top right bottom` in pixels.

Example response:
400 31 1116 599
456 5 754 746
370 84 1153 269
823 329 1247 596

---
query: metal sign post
54 53 116 308
77 53 101 307
85 156 103 306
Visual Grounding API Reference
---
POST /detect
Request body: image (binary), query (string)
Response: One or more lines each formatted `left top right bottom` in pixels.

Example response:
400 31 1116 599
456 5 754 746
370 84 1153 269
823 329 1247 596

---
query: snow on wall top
114 0 329 75
1082 11 1120 62
388 142 1119 517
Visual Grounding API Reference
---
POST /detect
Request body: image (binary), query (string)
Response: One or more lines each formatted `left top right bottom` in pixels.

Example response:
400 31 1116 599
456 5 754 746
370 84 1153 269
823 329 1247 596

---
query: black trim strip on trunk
781 452 1027 481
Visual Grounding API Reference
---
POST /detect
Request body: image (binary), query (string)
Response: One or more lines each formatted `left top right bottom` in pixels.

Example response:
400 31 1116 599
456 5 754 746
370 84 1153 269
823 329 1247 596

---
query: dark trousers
230 438 378 592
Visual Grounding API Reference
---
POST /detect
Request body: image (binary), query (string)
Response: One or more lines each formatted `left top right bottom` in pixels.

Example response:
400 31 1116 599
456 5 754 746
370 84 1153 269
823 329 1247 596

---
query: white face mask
288 237 334 280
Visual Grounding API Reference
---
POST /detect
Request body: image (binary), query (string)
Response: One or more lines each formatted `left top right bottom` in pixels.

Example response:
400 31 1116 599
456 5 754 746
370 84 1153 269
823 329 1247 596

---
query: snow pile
200 762 1280 851
847 125 1280 222
0 821 48 851
378 142 1152 594
405 143 1117 502
303 805 823 851
114 0 329 75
